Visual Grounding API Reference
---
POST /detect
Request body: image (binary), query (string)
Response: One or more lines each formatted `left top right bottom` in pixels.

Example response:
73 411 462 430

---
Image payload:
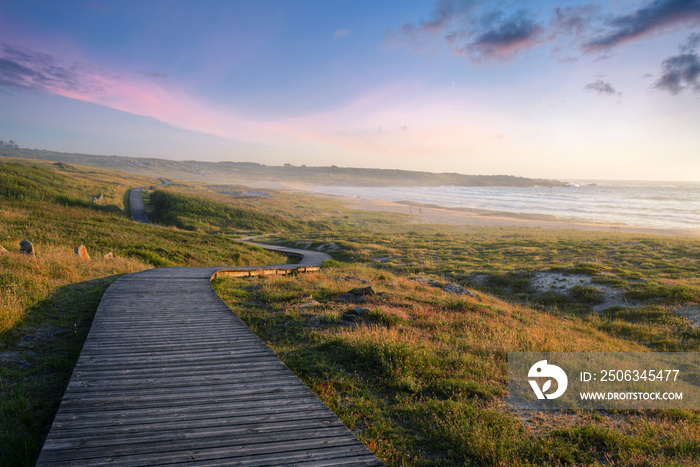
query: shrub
148 189 298 233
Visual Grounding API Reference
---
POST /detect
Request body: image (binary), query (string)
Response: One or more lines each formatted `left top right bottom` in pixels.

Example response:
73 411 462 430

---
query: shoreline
246 180 700 237
341 195 700 237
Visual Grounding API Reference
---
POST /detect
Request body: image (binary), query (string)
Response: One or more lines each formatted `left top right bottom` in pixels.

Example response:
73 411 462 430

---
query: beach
332 194 700 237
244 179 700 236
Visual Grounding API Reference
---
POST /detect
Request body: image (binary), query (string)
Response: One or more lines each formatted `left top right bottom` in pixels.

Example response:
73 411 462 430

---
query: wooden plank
37 190 380 465
37 264 383 466
45 412 343 441
49 407 340 436
39 433 367 465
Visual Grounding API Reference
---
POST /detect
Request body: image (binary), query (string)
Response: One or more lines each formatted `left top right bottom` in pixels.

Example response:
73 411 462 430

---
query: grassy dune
214 260 700 466
94 169 700 464
0 159 283 466
2 156 700 466
210 193 700 464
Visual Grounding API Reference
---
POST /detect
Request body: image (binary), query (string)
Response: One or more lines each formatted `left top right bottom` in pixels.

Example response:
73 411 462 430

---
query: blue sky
1 0 699 180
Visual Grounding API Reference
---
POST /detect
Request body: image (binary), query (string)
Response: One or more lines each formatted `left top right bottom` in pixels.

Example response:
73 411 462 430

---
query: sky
0 0 699 181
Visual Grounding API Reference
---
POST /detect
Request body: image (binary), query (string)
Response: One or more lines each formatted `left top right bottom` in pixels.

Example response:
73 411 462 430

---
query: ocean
310 181 700 232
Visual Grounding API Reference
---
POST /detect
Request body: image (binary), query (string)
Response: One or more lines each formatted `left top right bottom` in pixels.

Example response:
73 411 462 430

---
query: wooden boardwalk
38 186 383 465
37 265 382 465
129 179 171 224
128 186 150 224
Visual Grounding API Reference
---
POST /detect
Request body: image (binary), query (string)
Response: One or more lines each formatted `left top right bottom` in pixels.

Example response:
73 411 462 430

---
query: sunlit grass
213 264 700 466
271 228 700 314
0 159 285 466
3 156 700 465
0 245 145 333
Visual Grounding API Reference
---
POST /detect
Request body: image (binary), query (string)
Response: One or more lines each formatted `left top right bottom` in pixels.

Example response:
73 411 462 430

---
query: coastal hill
0 145 566 187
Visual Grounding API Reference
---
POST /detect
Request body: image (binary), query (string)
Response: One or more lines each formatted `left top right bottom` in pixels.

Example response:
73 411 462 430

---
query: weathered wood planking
37 262 383 466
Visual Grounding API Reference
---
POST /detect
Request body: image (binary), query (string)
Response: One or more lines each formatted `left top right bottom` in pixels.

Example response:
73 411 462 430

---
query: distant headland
0 145 567 188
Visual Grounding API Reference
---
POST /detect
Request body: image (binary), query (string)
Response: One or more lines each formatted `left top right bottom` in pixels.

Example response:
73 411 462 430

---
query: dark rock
19 239 34 255
353 306 371 315
336 293 361 303
349 286 375 296
336 286 376 304
341 306 371 322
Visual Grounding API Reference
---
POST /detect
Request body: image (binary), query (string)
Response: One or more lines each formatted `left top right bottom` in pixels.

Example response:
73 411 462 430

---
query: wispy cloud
460 12 543 61
654 33 700 94
584 0 700 51
584 79 619 95
550 5 602 38
383 0 479 55
387 0 700 64
386 2 542 62
334 29 350 37
0 43 277 139
397 0 478 38
0 44 85 93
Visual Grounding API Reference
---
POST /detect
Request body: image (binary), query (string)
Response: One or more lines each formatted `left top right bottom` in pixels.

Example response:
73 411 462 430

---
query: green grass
0 275 120 465
3 154 700 466
0 159 285 466
270 229 700 311
213 264 700 466
147 189 301 234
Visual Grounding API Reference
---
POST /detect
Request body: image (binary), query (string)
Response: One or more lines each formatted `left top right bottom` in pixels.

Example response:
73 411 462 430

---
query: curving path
37 185 382 466
129 178 171 224
128 186 151 224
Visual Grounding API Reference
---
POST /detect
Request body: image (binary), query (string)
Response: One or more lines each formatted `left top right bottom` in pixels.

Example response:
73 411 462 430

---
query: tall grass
3 156 700 465
0 246 146 333
214 264 700 466
0 159 285 466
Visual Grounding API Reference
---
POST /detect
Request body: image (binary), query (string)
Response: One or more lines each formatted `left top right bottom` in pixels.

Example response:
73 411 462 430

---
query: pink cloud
0 43 277 141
